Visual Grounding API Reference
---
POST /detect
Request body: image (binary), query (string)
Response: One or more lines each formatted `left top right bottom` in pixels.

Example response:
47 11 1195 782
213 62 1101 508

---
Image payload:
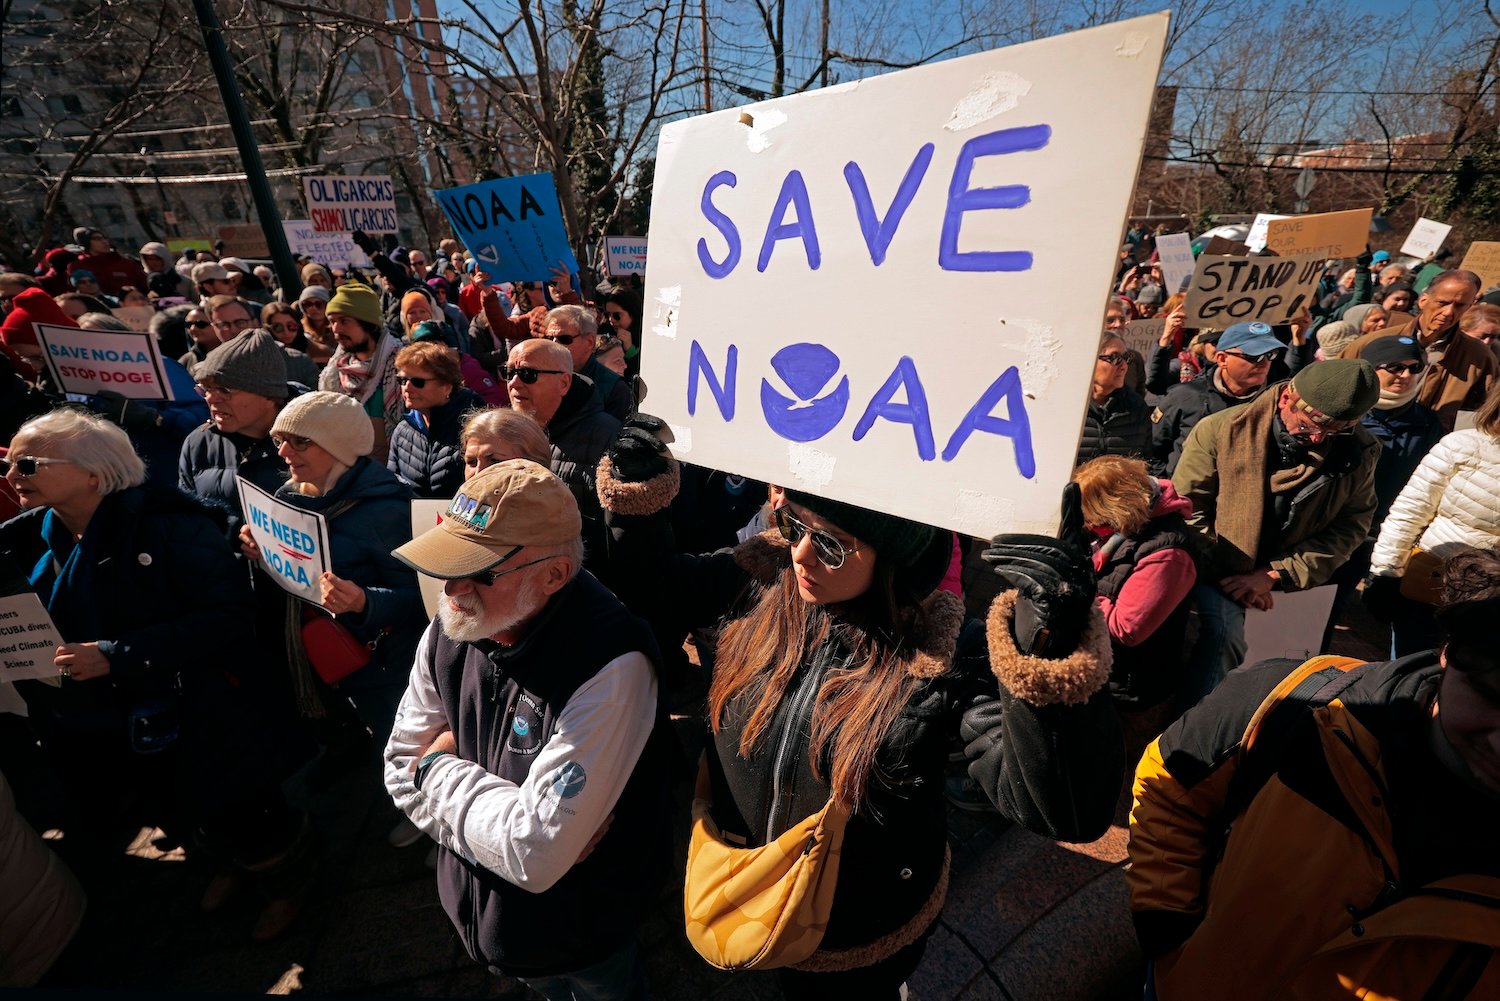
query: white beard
436 586 544 643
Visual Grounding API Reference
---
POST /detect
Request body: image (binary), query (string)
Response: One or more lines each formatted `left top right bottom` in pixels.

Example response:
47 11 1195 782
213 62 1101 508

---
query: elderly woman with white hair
0 408 316 941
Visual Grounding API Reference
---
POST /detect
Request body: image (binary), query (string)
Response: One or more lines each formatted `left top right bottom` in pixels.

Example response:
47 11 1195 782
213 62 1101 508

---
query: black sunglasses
1376 361 1424 376
773 506 864 570
0 455 74 477
187 320 213 329
450 545 557 586
1098 352 1131 366
1219 349 1281 365
543 332 580 346
395 375 434 388
501 365 565 384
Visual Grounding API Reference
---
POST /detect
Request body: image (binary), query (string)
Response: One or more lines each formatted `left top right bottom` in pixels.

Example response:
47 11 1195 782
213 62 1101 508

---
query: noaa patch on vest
550 761 587 799
512 715 530 737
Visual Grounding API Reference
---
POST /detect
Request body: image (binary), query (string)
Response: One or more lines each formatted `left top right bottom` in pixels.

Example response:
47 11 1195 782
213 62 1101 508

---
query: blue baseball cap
1371 250 1391 263
69 269 96 284
1217 321 1283 357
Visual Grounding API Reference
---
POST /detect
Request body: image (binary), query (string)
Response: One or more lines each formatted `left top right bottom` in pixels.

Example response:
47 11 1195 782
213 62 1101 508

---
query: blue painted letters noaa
940 366 1035 474
852 356 936 460
697 171 741 279
687 340 737 420
939 124 1052 272
756 171 821 273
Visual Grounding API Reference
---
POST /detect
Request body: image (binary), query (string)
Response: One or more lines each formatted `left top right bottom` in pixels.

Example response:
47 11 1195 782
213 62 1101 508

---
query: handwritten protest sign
237 478 332 605
1265 208 1372 260
1118 317 1165 360
112 306 155 332
1400 217 1452 260
303 175 398 234
1242 586 1337 668
1183 254 1324 327
605 236 649 275
216 223 271 258
435 173 580 283
1155 232 1194 295
34 323 172 400
1459 241 1500 292
0 592 66 683
1245 213 1289 253
411 499 448 619
282 221 370 268
640 14 1168 536
1201 235 1248 257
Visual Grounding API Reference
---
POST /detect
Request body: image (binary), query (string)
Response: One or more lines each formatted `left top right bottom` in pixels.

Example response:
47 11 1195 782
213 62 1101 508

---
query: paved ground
16 554 1387 1000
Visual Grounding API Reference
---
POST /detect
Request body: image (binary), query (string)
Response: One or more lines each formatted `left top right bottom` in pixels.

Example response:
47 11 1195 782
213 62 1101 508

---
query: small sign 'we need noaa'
237 477 332 605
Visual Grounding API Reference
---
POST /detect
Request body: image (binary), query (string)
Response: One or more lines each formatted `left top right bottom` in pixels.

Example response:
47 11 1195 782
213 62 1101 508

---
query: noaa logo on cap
447 493 492 530
551 761 587 799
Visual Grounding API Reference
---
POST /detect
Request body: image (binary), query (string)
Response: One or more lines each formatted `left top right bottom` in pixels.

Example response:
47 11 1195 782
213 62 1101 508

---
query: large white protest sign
1118 317 1165 360
283 220 371 268
1242 585 1338 668
0 592 66 683
605 236 648 275
237 477 332 605
34 323 172 400
640 15 1169 537
1245 213 1289 253
303 175 398 234
1400 217 1452 260
1155 232 1194 295
411 499 448 619
1182 254 1324 327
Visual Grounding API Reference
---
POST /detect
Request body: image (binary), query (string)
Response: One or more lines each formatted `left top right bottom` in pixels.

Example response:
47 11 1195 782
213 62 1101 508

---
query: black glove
606 413 670 483
1356 247 1373 269
90 390 160 433
981 483 1096 658
1361 574 1401 623
381 233 399 254
349 230 378 256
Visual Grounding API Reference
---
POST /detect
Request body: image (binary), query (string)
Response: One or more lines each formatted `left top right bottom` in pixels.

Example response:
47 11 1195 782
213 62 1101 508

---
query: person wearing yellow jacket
1126 544 1500 1000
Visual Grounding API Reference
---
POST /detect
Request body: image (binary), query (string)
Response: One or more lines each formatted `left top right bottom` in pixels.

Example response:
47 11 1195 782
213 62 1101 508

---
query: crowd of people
0 219 1496 1001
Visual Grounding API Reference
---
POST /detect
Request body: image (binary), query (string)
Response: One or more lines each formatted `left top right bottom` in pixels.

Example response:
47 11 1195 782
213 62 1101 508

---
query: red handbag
300 610 372 685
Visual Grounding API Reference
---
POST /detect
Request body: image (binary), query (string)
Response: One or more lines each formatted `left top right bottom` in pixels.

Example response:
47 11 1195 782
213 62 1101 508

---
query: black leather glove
606 414 670 483
981 483 1096 658
381 233 399 254
1361 574 1401 623
90 390 160 433
1356 247 1373 268
349 230 378 256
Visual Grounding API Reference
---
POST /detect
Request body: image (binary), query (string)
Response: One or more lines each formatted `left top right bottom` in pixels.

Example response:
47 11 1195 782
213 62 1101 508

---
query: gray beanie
1316 320 1361 359
198 329 289 399
271 390 373 466
298 284 331 304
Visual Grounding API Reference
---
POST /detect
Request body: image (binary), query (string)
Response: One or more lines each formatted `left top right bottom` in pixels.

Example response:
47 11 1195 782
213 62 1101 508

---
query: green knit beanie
326 281 382 327
1290 359 1380 420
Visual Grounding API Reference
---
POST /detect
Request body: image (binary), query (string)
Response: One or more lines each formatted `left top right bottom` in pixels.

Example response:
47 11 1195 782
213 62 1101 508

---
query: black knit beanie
783 489 950 599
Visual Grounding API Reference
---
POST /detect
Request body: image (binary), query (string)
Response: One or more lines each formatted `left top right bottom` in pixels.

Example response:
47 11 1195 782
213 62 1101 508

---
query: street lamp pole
190 0 301 296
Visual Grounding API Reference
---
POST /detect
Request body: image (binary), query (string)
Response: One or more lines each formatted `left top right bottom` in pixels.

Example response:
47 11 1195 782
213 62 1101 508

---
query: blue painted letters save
939 124 1052 272
697 171 742 279
756 171 821 273
844 144 934 267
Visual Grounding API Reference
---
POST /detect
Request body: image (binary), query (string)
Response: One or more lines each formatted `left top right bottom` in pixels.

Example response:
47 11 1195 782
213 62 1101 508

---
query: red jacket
72 251 147 296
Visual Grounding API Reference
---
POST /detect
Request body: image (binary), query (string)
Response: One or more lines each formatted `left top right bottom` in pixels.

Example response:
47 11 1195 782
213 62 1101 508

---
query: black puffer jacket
1075 386 1151 466
547 376 621 565
387 388 483 499
1148 373 1268 477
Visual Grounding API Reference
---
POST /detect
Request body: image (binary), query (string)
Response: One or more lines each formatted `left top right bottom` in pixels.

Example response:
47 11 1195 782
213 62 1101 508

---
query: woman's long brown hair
707 562 927 811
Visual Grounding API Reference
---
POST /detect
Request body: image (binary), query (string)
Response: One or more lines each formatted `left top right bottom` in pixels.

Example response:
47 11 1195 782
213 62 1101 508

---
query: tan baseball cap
393 460 581 579
192 262 230 282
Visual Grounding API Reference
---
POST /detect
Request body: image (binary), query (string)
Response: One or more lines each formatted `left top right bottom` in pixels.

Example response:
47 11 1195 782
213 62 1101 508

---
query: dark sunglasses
271 434 315 452
395 374 434 388
451 546 555 586
501 365 565 384
1098 352 1131 366
187 320 213 329
0 455 74 477
1219 349 1281 365
193 383 235 399
604 309 627 321
1376 361 1424 376
773 506 864 570
543 332 580 346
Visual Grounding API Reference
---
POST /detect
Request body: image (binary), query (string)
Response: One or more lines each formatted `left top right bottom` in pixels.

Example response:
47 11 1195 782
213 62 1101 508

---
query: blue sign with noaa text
434 173 580 282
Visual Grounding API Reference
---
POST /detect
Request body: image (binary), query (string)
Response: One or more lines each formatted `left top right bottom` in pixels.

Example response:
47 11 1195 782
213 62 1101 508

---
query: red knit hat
1 286 77 348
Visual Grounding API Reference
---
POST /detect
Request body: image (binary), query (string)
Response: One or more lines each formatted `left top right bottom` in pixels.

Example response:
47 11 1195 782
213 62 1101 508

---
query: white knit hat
271 391 373 466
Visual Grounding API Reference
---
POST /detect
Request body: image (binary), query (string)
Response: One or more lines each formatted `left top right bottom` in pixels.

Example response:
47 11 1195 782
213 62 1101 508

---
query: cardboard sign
1155 232 1194 296
1245 213 1289 253
236 478 332 605
1400 217 1452 260
605 236 649 275
216 223 271 258
639 14 1169 537
435 173 580 283
303 174 398 234
1265 208 1373 260
1118 317 1165 360
1201 235 1248 257
34 323 172 400
1242 585 1337 668
410 499 448 620
0 592 66 683
1459 241 1500 292
1183 254 1324 327
282 221 371 268
111 306 155 332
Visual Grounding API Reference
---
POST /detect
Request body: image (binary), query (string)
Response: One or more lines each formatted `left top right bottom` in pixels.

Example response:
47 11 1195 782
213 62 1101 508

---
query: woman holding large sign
596 417 1122 997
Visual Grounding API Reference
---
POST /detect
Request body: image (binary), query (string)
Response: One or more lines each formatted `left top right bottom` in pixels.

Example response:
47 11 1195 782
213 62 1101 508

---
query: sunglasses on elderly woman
1098 352 1131 366
1376 361 1424 376
772 506 865 569
500 364 565 384
395 374 434 388
0 455 74 477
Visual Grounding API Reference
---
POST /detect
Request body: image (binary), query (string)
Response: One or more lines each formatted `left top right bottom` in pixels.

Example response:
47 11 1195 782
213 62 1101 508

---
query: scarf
1375 382 1420 411
333 334 393 406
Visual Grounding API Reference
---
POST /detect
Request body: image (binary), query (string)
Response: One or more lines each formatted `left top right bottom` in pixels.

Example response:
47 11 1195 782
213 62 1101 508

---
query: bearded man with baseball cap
384 460 671 997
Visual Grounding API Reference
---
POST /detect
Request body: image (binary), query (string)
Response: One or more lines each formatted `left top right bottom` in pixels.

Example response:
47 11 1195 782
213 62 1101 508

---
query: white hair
547 303 597 338
511 337 574 375
13 408 147 494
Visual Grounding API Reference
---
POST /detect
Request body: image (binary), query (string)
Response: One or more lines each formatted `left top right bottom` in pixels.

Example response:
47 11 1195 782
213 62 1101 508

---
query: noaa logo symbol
551 761 587 799
759 343 849 441
511 716 530 737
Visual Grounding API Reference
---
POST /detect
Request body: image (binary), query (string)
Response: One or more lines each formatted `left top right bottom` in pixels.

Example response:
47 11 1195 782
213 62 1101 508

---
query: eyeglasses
0 455 74 477
501 365 565 384
270 321 300 334
395 374 435 388
1283 398 1358 441
543 332 582 346
1219 349 1281 365
212 317 250 331
271 434 315 451
1097 352 1131 366
1376 362 1424 376
187 320 213 329
449 546 556 586
194 383 236 400
773 506 865 570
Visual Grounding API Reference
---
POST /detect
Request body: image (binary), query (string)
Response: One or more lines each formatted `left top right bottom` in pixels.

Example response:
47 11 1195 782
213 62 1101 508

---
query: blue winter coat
387 388 483 499
1361 400 1446 531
